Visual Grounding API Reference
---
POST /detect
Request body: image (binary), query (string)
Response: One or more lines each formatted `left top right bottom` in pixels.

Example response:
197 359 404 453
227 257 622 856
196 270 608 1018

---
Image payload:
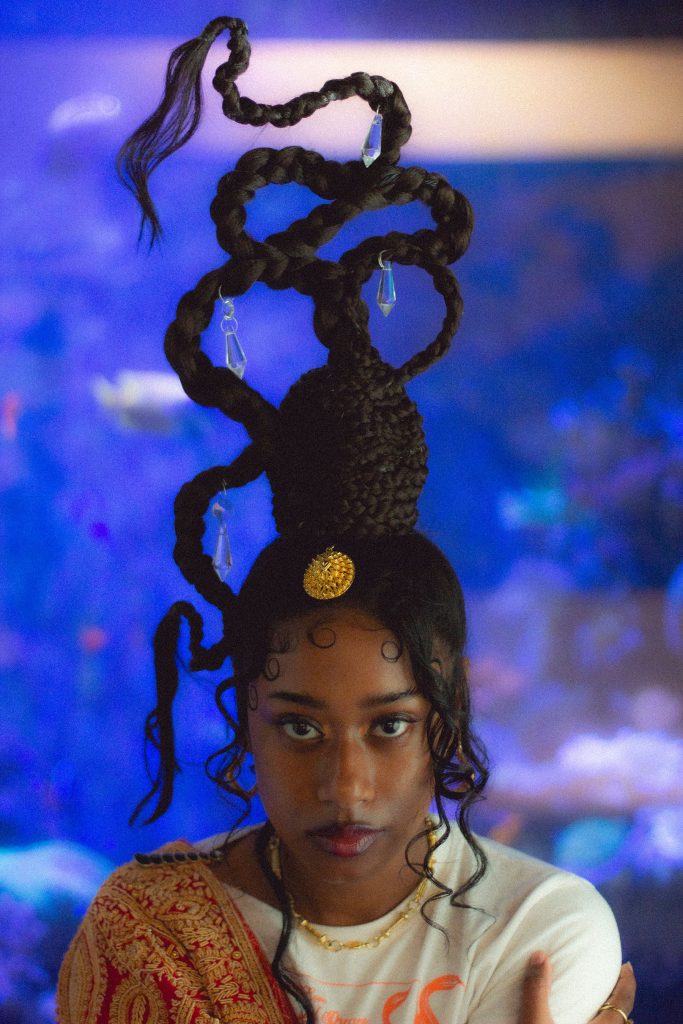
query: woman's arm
57 907 219 1024
464 865 622 1024
518 955 636 1024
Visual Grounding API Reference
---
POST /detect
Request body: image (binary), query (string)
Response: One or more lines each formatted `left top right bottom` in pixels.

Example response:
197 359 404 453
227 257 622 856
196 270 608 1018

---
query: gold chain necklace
267 819 437 952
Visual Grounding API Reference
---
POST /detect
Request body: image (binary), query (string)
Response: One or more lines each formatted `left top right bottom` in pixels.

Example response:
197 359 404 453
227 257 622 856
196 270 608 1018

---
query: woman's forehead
271 607 397 650
260 608 418 696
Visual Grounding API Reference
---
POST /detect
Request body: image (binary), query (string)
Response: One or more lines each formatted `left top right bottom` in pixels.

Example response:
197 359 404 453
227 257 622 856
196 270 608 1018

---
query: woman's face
247 607 434 913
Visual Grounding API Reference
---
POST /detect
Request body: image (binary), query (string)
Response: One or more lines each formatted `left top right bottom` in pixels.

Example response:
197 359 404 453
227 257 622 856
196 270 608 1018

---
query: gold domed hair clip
303 547 355 600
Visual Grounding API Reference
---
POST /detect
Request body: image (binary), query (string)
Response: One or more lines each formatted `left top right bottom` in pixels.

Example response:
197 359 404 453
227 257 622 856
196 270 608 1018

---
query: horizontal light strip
2 39 682 160
201 39 683 158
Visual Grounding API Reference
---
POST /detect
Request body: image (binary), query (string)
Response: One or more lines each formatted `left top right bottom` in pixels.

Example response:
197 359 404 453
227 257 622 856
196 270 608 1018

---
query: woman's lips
307 825 381 858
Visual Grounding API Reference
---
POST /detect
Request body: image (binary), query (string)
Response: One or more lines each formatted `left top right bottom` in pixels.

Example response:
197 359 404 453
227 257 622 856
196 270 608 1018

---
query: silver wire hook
218 285 235 317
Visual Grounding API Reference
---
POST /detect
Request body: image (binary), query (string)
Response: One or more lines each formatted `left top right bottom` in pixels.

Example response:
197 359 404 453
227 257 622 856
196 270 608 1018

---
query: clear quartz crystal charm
377 253 396 316
361 112 383 167
219 295 247 379
211 502 233 581
225 331 247 379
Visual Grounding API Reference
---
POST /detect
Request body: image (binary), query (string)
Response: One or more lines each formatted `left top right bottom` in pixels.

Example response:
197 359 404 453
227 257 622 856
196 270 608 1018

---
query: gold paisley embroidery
169 989 215 1024
57 916 108 1024
109 975 169 1024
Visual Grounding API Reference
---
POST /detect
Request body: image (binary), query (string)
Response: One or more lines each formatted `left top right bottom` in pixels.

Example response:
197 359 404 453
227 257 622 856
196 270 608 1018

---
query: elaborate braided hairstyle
120 20 489 1017
118 16 485 835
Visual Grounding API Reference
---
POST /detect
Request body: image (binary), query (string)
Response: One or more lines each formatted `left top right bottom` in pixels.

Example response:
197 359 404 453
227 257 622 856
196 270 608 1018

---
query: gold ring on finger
598 1004 631 1024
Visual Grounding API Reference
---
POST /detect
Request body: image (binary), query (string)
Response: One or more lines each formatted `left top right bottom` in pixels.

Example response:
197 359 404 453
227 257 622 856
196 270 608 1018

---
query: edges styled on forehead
274 610 404 658
254 610 407 692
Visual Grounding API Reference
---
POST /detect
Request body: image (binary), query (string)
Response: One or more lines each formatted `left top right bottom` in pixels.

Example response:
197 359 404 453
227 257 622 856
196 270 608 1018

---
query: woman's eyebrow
360 689 420 708
264 688 419 710
266 690 327 709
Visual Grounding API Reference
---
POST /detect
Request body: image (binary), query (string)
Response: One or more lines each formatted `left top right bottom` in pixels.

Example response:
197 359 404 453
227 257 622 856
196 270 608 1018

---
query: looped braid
120 18 475 824
117 16 409 241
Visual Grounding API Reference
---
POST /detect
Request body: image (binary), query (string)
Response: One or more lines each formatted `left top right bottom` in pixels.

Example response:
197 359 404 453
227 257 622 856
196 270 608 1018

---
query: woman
58 537 632 1023
58 17 635 1024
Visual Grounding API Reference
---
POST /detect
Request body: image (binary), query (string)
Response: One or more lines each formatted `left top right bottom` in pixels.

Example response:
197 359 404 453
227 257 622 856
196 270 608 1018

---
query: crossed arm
519 957 636 1024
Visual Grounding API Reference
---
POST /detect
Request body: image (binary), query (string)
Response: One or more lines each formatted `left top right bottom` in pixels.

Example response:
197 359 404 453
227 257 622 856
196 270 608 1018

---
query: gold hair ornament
303 547 355 600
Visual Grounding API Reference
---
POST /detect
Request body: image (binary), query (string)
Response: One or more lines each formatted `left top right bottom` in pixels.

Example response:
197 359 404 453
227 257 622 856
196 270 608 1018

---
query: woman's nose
316 736 375 809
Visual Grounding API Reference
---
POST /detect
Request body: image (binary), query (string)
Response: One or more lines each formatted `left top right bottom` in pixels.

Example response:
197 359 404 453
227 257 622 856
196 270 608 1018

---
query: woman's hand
519 952 636 1024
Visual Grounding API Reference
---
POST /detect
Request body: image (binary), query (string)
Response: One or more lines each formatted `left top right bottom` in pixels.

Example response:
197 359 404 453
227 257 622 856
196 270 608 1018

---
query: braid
131 599 222 825
212 64 411 163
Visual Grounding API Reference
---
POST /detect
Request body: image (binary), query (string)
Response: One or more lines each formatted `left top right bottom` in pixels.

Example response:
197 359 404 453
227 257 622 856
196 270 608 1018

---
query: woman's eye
373 717 411 738
281 718 320 740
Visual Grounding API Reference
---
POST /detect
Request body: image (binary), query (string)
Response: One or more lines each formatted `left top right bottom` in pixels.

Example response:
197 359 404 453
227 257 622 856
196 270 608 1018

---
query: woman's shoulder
83 839 223 921
474 832 608 901
443 832 622 1024
460 831 619 955
440 826 617 937
86 824 263 906
442 825 597 887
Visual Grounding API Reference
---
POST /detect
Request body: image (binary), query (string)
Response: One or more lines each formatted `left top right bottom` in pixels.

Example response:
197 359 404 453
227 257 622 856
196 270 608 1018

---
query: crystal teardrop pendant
361 112 383 167
377 254 396 316
211 502 233 581
219 294 247 379
225 330 247 379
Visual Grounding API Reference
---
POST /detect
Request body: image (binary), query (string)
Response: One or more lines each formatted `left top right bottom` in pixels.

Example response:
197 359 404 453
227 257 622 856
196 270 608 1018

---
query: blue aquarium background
0 1 682 1020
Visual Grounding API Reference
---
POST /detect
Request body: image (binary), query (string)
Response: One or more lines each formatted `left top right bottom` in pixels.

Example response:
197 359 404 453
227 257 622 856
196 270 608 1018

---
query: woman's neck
211 824 432 927
273 828 431 927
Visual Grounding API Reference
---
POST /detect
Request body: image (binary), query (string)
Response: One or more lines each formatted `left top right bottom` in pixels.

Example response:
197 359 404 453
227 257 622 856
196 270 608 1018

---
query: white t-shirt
196 825 621 1024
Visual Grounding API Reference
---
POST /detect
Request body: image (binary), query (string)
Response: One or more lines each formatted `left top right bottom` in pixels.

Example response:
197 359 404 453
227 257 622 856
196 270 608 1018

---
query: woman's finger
518 951 554 1024
591 963 636 1023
